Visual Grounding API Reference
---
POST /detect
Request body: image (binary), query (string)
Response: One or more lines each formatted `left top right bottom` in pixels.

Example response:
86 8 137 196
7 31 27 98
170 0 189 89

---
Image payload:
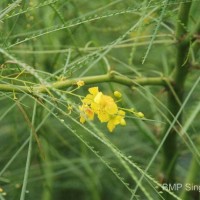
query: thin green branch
0 73 168 94
20 101 37 200
0 0 22 20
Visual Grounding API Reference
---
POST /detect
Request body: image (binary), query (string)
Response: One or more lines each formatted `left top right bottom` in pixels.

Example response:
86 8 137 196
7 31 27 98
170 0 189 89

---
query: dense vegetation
0 0 199 200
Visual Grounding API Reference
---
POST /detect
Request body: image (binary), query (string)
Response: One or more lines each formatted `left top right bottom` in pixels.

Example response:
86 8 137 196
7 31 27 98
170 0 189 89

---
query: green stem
41 138 53 200
20 101 37 200
0 73 168 94
161 1 192 194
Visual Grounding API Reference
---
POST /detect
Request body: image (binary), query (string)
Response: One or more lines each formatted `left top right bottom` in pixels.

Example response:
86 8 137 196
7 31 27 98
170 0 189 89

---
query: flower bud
114 91 122 98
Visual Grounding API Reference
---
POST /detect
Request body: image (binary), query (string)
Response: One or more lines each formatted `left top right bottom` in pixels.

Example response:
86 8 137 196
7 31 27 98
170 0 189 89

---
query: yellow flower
83 87 118 122
76 80 85 87
79 104 94 123
79 86 128 133
107 110 126 132
114 91 122 98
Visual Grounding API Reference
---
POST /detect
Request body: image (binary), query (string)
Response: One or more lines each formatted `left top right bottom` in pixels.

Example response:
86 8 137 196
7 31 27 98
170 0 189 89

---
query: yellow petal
120 118 126 126
106 103 118 115
98 110 110 122
101 95 118 114
82 94 94 104
91 102 100 113
107 120 116 132
88 87 99 95
94 92 103 104
79 104 94 122
85 108 94 120
118 110 125 116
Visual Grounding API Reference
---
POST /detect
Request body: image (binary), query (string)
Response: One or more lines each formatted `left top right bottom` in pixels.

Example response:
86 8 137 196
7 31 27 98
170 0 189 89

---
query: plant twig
161 2 192 197
0 72 169 94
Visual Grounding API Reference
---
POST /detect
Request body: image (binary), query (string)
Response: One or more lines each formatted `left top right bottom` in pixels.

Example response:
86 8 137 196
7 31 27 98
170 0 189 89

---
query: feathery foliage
0 0 200 200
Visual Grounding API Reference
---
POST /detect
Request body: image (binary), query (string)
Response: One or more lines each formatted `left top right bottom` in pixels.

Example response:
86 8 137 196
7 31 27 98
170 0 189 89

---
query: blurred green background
0 0 200 200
